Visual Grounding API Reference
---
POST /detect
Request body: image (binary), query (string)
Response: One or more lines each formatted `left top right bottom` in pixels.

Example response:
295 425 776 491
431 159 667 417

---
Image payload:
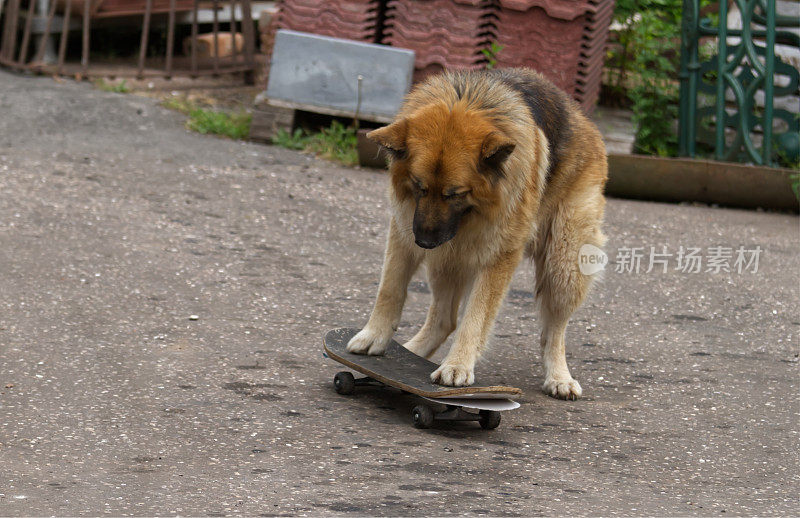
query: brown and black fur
347 68 607 399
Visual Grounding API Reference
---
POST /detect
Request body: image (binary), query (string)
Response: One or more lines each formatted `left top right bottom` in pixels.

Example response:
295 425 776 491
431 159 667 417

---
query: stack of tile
274 0 383 44
493 0 614 112
263 0 614 110
383 0 497 81
575 0 615 109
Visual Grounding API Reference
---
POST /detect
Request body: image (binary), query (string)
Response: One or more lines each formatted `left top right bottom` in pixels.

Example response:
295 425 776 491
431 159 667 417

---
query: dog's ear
480 133 515 177
367 120 408 160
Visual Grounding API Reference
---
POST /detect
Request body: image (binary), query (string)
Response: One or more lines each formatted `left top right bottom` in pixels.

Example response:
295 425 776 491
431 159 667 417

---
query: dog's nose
415 237 439 249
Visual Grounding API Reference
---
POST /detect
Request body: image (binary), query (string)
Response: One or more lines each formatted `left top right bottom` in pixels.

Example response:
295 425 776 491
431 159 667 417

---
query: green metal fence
678 0 799 166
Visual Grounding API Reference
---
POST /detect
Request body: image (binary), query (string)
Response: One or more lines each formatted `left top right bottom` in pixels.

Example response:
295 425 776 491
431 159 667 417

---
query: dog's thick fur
347 68 607 400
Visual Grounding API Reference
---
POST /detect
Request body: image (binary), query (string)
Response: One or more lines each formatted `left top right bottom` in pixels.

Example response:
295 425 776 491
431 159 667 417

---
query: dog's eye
411 177 428 195
443 190 470 200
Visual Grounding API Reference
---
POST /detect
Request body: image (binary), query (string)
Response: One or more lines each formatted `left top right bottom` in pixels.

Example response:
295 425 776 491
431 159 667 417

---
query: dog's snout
413 224 441 249
414 235 439 249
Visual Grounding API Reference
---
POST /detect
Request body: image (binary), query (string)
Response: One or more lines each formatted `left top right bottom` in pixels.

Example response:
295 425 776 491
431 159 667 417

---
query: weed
306 121 358 165
161 96 195 115
94 79 131 93
777 145 800 171
790 173 800 203
481 42 504 70
186 108 251 140
606 0 714 156
272 128 310 151
161 96 250 140
272 121 358 166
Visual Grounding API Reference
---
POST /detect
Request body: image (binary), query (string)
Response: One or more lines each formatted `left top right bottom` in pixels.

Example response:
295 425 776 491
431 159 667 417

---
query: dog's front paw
346 327 391 355
431 362 475 387
542 376 582 400
402 337 437 359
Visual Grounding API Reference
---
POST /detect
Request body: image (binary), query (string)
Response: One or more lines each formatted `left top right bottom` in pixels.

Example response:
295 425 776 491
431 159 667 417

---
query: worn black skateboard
324 328 522 429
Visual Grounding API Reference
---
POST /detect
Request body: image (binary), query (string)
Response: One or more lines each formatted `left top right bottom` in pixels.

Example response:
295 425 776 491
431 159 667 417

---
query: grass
161 96 251 140
161 95 356 156
161 96 195 115
94 79 131 93
186 109 251 140
272 121 358 166
790 172 800 203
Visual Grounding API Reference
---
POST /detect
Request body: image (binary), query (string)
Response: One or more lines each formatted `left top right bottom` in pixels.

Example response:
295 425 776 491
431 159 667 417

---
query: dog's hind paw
431 362 475 387
543 377 582 400
346 327 391 356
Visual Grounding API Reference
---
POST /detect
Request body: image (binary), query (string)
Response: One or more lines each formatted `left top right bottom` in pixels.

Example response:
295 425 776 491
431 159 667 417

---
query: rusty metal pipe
33 0 58 66
212 0 220 75
81 0 90 76
230 0 239 64
190 0 198 77
165 0 176 77
137 0 153 79
56 0 71 74
240 0 255 84
17 0 36 64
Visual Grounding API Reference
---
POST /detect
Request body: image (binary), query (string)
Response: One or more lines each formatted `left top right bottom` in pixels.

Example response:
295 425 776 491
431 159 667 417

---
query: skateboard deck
323 328 522 399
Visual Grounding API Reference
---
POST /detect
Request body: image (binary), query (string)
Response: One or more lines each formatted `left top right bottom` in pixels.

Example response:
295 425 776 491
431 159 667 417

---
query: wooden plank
248 102 295 143
607 154 798 212
41 61 253 78
323 328 522 399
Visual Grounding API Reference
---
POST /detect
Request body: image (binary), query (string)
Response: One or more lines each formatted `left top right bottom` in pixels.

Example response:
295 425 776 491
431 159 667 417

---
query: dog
347 68 607 400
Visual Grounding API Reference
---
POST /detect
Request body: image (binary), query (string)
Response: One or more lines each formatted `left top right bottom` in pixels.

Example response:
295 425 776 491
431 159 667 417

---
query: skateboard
323 328 522 429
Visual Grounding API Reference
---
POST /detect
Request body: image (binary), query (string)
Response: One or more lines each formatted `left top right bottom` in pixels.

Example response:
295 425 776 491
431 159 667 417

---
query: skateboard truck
333 371 503 430
412 402 501 430
333 372 382 392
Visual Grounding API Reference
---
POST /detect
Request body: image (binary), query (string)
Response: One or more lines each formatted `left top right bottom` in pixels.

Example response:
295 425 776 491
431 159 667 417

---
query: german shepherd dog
347 68 607 400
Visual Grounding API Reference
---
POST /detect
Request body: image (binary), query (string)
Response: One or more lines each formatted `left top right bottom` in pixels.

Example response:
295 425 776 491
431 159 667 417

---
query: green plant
604 0 637 105
161 96 250 140
307 121 358 165
161 96 195 114
272 128 311 150
629 5 681 156
776 146 800 171
272 121 358 166
790 173 800 203
606 0 716 156
774 114 800 171
481 42 504 70
94 79 131 93
186 108 251 140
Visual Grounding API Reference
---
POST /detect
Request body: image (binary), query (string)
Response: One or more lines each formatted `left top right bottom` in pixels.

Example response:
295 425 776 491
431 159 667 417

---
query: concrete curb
607 154 799 213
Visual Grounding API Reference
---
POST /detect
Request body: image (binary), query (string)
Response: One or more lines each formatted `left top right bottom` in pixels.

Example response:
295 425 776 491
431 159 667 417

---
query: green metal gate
678 0 799 166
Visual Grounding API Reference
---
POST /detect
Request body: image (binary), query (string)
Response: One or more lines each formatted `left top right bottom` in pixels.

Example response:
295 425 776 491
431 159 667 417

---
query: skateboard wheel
479 410 501 430
333 371 355 395
411 404 434 429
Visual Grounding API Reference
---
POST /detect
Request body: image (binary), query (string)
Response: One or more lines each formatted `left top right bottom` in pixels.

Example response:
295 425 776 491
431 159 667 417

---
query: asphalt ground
0 70 798 516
